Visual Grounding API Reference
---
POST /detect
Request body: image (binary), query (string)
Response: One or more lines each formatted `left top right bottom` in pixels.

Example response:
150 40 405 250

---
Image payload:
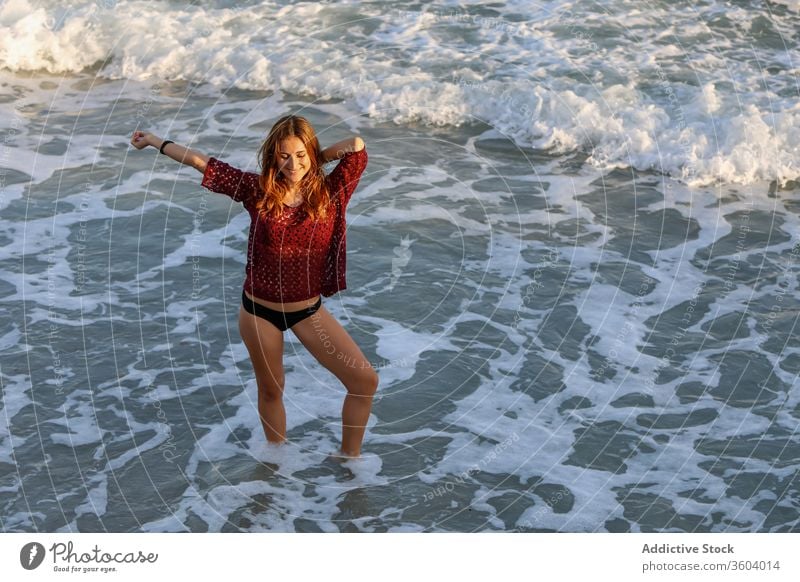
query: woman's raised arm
130 131 210 173
320 136 365 164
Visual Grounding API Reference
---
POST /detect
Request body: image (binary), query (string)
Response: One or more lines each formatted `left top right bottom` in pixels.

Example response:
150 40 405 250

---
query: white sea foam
2 0 798 187
2 0 799 534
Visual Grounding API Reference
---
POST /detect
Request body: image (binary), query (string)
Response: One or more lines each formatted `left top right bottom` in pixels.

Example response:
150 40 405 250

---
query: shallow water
2 0 800 532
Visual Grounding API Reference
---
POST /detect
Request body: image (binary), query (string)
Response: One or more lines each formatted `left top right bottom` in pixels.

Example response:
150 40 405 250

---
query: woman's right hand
130 130 156 150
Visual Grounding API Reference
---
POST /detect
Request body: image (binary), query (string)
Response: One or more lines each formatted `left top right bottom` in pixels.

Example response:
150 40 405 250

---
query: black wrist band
159 140 174 155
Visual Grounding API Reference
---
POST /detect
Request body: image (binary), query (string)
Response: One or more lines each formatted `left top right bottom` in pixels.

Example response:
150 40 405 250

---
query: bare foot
325 449 361 463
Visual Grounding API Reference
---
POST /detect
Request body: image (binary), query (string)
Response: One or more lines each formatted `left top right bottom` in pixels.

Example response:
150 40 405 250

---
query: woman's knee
347 368 379 397
255 369 285 401
259 384 284 402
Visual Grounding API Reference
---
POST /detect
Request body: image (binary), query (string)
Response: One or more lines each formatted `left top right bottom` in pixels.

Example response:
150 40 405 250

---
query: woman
130 115 378 458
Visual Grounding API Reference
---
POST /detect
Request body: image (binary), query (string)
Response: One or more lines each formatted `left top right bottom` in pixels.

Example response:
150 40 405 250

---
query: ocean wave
2 0 798 187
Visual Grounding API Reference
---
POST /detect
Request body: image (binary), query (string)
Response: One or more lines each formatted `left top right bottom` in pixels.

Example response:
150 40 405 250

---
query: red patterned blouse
200 148 368 302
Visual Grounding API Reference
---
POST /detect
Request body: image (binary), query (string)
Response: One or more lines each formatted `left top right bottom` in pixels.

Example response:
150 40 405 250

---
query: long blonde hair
255 115 330 221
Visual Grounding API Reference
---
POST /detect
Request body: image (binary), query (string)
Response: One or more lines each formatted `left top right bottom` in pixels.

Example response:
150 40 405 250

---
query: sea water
1 0 799 532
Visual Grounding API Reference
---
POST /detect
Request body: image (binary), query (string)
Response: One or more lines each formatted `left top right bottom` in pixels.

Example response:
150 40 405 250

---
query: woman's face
276 136 309 185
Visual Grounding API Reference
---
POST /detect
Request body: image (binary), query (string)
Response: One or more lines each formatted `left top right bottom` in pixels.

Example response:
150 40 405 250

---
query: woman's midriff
244 290 321 312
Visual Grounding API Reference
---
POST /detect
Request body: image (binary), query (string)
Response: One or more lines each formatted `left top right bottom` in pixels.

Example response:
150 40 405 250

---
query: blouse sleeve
326 147 368 207
201 157 261 207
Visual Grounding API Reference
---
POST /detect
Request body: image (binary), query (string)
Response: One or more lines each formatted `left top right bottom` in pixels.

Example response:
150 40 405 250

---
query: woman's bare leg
290 305 379 457
238 306 287 444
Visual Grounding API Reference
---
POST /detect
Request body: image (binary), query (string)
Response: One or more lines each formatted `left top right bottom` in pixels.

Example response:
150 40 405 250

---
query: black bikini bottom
241 290 322 332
